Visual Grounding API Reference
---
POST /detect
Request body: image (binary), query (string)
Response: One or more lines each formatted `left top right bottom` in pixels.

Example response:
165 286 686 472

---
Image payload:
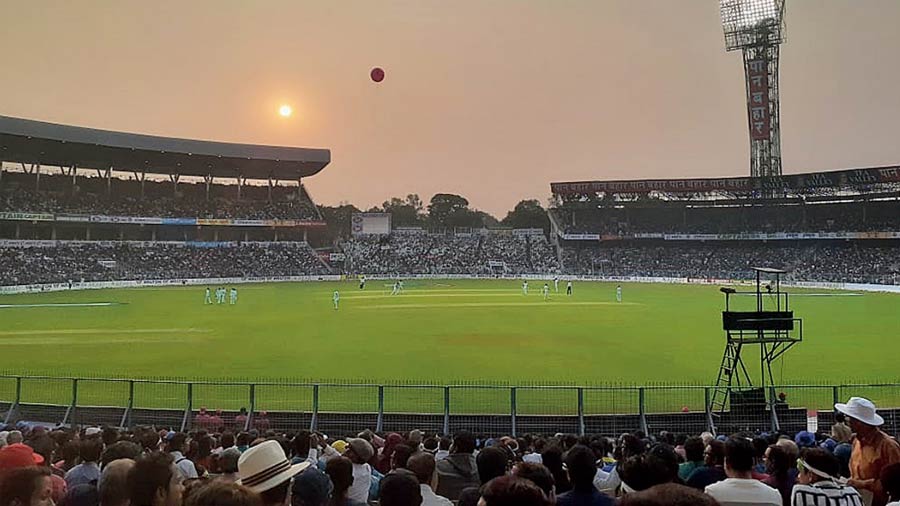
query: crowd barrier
1 376 899 437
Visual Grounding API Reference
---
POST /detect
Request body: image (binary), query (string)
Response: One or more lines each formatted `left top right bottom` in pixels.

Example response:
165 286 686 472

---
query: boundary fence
2 376 899 437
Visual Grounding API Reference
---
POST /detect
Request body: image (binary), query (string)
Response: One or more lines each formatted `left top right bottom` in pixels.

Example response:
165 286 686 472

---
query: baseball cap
0 443 45 470
291 467 333 506
347 438 374 461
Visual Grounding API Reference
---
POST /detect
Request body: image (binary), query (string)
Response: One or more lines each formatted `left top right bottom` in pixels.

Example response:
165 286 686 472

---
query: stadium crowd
343 233 560 275
560 242 900 285
0 173 321 221
553 200 900 236
0 396 898 506
0 242 330 286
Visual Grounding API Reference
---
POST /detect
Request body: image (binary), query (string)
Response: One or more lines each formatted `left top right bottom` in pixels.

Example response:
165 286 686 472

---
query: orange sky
2 1 899 216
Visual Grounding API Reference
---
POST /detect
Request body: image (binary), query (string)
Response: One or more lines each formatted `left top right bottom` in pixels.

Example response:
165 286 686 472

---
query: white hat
835 397 884 427
237 440 310 493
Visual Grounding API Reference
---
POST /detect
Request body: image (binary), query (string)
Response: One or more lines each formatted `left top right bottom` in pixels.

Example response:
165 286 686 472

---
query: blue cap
794 431 816 447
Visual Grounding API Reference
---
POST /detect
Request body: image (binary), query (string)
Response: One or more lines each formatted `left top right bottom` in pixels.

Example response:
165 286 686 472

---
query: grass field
0 279 898 413
1 279 898 383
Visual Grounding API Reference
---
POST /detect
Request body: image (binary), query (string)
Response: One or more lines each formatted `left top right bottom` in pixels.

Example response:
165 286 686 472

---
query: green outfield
1 279 898 387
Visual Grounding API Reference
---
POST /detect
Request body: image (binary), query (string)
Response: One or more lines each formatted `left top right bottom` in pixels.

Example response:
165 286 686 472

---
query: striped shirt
790 482 863 506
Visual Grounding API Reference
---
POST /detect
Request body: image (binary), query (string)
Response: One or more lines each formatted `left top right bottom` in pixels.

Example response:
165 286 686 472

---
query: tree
502 199 549 232
318 203 361 241
427 193 471 229
381 193 425 227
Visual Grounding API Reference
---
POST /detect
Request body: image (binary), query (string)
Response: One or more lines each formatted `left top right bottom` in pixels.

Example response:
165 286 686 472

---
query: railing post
63 378 78 427
182 383 193 432
577 388 585 437
704 387 715 435
310 384 319 431
120 380 134 429
5 377 21 425
638 387 648 435
510 387 517 437
248 384 256 432
376 386 384 433
769 386 780 433
832 385 840 407
443 387 450 436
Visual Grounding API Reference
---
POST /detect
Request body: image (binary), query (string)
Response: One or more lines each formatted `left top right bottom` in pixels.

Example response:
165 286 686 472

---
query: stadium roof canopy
0 115 330 181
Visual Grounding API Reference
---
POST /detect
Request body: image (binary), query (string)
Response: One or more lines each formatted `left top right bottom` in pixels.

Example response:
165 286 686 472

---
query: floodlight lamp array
720 0 785 51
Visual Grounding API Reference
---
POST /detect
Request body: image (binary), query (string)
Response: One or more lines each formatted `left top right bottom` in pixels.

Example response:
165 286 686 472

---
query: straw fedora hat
237 440 310 493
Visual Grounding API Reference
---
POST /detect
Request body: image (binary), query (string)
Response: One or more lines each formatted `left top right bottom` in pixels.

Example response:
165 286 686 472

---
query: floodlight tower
720 0 786 178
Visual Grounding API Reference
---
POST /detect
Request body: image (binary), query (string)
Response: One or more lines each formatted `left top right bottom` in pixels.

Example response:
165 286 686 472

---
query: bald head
407 452 436 485
100 458 135 506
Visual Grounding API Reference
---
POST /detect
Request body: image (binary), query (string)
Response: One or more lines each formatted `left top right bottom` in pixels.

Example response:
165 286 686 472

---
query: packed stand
0 172 321 221
561 242 900 285
344 233 560 275
554 199 900 236
0 395 897 506
0 242 330 286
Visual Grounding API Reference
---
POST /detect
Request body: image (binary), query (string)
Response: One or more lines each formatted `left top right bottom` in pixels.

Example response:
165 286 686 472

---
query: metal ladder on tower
709 339 742 414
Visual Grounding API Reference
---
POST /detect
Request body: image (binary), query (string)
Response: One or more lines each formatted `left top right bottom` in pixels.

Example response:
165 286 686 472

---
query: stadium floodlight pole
720 0 786 179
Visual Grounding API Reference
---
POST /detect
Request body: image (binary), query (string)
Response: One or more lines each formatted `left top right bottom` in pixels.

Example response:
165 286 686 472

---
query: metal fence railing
2 376 899 437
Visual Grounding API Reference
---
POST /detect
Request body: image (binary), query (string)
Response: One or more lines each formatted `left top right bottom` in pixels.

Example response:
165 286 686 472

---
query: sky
2 1 900 217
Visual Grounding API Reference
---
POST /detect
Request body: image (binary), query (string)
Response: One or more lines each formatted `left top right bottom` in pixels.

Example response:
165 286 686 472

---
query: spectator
99 459 134 506
406 453 452 506
836 397 900 506
236 440 309 506
101 442 142 469
618 448 678 494
458 447 509 506
435 431 479 501
704 436 781 506
542 445 571 495
392 445 416 471
477 475 549 506
0 466 54 506
511 462 555 500
679 437 706 481
790 448 862 506
618 483 721 506
183 481 262 506
687 440 727 490
166 433 199 481
127 452 185 506
324 457 367 506
435 438 450 462
66 438 104 488
556 445 614 506
763 444 797 505
290 467 332 506
342 439 374 504
217 448 242 483
378 472 423 506
377 434 405 474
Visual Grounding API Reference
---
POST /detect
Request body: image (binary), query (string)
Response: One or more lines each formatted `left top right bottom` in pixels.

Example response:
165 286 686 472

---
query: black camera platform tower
708 267 803 432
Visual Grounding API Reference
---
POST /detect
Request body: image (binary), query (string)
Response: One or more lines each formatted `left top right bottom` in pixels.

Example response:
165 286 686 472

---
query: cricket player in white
359 276 366 290
333 290 340 310
542 283 550 301
616 285 622 302
522 280 528 295
554 277 559 293
391 282 400 296
230 287 238 305
398 280 404 292
566 281 573 296
204 287 212 305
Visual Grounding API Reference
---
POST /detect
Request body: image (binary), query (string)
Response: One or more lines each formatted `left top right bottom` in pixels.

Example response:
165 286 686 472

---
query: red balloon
370 67 385 83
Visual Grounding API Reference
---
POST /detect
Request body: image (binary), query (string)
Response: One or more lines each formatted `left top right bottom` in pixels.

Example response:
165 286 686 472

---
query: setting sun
278 104 292 117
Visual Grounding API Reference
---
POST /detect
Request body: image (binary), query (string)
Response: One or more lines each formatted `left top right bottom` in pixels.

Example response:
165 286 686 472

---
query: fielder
230 287 238 305
542 283 550 301
204 287 212 305
359 276 366 290
566 280 573 296
522 280 528 295
616 284 623 303
554 277 560 293
333 290 340 310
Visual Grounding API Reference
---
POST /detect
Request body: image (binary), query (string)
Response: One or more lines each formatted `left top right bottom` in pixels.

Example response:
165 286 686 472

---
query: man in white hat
835 396 900 506
238 440 310 506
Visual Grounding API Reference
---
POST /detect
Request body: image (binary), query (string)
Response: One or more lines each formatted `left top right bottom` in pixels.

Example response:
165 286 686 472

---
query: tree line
319 193 550 241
